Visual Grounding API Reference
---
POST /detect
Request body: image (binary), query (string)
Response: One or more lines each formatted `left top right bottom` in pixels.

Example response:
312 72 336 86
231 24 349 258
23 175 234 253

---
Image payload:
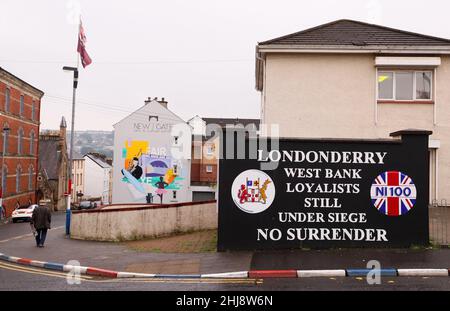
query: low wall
70 200 218 242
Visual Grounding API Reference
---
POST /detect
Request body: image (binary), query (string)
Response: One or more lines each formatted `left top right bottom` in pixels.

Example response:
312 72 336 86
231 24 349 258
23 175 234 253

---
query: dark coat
131 165 143 180
32 206 51 230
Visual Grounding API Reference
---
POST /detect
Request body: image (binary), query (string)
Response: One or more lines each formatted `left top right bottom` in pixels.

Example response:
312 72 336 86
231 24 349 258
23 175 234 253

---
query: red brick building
188 116 260 201
0 67 44 216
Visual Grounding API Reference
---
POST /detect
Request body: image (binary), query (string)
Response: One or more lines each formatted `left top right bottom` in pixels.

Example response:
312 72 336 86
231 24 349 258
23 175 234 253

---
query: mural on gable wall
120 139 184 203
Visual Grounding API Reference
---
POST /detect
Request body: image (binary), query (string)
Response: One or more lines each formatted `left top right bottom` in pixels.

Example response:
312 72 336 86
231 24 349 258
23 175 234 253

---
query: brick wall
0 73 42 217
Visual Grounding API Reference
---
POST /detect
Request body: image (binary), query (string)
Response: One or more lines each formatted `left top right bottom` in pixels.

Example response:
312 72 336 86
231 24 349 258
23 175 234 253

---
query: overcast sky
1 0 450 131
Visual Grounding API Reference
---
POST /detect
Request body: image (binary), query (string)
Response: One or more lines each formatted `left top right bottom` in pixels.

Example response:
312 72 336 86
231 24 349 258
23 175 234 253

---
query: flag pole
65 16 80 235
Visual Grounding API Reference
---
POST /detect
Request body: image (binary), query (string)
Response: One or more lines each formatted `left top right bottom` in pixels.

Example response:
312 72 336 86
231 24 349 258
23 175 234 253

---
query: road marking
0 261 261 285
0 261 92 280
0 225 64 243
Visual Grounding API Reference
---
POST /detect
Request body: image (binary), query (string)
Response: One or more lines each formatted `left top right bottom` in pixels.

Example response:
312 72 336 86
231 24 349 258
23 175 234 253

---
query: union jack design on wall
370 171 417 216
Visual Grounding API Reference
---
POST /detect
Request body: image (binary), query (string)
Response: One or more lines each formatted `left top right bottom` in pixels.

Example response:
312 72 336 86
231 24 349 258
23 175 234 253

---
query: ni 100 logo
370 171 417 217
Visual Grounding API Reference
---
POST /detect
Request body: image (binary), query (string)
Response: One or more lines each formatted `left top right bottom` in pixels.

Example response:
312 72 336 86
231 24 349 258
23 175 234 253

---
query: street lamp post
63 66 78 235
0 126 11 210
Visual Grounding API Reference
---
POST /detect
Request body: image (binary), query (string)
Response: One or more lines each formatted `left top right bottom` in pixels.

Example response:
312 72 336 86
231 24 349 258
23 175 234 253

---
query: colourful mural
121 140 184 203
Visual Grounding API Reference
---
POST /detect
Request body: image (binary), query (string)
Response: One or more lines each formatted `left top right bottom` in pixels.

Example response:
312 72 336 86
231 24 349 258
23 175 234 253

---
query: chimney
158 97 168 109
144 97 168 109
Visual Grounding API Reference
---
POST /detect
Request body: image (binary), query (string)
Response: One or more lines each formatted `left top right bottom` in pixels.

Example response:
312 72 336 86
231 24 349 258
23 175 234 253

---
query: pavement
1 212 450 290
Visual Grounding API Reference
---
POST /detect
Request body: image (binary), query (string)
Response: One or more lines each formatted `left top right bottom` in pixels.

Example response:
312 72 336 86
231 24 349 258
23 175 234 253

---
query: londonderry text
257 150 387 164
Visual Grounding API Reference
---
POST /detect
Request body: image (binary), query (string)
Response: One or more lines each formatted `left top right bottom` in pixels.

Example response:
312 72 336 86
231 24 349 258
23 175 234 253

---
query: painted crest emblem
231 169 275 214
370 171 417 216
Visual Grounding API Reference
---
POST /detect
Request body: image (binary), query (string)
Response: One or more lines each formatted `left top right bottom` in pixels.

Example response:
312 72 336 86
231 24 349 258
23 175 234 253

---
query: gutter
257 44 450 54
255 46 265 91
254 44 450 92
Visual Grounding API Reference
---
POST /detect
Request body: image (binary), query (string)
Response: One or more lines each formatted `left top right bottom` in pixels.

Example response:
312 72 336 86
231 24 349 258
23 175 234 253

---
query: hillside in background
67 130 114 159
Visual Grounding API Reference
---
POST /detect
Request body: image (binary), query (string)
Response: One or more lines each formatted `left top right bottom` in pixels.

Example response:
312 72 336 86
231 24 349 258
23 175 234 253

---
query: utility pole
62 66 78 235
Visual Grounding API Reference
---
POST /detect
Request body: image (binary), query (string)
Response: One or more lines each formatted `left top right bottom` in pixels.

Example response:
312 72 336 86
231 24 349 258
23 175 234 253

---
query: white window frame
377 70 433 101
206 165 213 173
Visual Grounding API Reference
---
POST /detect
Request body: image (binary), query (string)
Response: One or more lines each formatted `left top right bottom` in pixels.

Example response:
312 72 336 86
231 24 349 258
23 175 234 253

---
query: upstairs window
378 71 432 101
17 128 24 155
20 95 24 116
5 88 10 112
31 101 35 121
29 131 35 155
3 124 9 154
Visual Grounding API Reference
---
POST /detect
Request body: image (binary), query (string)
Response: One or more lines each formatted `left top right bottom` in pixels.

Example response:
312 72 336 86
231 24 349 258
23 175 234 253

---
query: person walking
31 204 51 248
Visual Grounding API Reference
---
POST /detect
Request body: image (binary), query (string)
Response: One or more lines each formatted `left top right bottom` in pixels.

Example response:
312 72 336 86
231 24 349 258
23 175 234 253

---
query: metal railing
429 199 449 246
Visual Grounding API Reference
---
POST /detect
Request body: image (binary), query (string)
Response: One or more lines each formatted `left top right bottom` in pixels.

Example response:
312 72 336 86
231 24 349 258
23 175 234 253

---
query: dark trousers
35 229 48 246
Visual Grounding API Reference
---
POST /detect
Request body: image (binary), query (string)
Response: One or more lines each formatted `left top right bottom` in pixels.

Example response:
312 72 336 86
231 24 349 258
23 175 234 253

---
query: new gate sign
218 129 431 251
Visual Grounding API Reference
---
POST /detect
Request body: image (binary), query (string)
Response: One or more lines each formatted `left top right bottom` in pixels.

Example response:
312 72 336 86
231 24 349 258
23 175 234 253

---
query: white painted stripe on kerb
201 271 249 279
117 272 156 278
397 269 448 277
29 261 46 268
297 270 347 278
7 256 20 263
63 265 88 274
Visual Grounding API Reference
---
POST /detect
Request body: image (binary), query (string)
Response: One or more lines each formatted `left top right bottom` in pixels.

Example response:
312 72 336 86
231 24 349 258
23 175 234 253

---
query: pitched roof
72 152 85 160
259 19 450 47
85 154 111 169
39 140 60 180
0 67 45 97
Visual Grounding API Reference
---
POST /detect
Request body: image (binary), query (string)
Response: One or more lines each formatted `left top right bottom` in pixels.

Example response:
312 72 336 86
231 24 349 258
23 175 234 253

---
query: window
28 166 33 191
174 136 179 145
5 88 10 112
378 71 433 101
206 165 213 173
20 95 24 116
416 72 432 99
17 128 23 155
1 166 7 195
2 124 9 154
173 191 177 199
29 131 35 155
173 164 178 175
16 166 22 193
31 101 35 121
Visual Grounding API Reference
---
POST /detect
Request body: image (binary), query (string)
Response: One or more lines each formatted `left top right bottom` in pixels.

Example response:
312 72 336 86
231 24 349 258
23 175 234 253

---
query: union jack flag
371 171 416 216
